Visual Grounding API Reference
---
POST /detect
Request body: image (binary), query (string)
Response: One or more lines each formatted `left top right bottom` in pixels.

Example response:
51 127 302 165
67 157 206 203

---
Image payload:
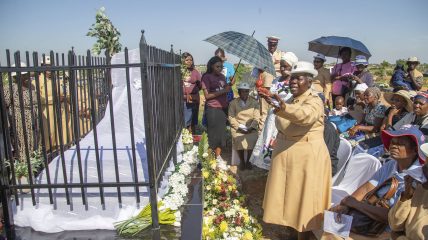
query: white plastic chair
332 137 352 186
331 153 382 206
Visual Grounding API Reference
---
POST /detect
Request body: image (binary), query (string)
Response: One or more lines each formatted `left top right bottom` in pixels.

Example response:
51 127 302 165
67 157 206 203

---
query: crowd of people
181 36 427 239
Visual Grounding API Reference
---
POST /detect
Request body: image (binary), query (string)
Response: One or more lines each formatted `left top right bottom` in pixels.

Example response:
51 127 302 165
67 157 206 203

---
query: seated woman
347 83 368 123
388 155 428 240
381 90 413 131
323 125 426 239
394 92 428 137
349 87 386 137
228 82 259 170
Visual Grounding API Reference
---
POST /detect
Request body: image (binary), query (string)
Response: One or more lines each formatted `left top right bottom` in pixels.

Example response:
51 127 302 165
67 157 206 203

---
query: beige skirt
263 136 332 232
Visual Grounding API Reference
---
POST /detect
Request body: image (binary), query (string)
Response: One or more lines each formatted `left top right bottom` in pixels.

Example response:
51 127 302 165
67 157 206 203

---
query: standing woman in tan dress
228 82 259 170
260 61 332 240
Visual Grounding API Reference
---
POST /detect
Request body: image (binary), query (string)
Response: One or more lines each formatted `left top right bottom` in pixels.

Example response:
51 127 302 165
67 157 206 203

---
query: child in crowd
390 64 411 90
330 96 348 116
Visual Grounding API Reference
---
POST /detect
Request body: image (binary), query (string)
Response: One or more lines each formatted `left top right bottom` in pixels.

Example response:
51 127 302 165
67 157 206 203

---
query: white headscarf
281 52 298 67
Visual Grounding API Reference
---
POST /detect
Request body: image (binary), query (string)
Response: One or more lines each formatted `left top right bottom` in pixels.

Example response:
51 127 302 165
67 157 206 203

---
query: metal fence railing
0 31 183 239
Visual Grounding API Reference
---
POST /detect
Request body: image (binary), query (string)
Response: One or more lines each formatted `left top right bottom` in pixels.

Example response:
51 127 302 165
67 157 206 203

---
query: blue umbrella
308 36 371 59
204 31 276 76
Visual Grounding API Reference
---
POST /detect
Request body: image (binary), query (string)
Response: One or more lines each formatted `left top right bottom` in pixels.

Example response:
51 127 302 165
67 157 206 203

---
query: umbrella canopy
204 31 276 76
308 36 371 59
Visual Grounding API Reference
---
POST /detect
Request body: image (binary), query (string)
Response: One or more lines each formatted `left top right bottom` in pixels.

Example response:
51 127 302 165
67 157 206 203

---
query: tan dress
263 89 332 232
312 67 332 102
33 73 73 152
388 184 428 240
258 72 275 130
228 97 259 150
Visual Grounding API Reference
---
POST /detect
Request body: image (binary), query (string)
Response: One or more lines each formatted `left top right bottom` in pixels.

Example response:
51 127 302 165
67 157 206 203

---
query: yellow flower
242 231 253 240
228 185 232 191
215 185 221 192
219 221 228 233
202 171 209 179
210 162 216 169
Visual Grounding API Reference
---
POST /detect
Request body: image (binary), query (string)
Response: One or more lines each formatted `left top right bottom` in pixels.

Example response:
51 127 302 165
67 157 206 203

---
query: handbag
348 177 399 237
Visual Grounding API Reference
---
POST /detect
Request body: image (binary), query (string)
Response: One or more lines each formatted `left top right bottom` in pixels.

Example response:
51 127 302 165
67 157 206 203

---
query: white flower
173 221 181 227
212 199 218 205
235 226 242 233
202 152 208 158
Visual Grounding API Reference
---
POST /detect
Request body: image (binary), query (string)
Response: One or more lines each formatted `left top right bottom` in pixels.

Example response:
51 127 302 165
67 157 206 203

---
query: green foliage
4 150 44 178
233 64 252 86
87 7 122 57
396 59 407 67
2 72 9 85
198 132 209 160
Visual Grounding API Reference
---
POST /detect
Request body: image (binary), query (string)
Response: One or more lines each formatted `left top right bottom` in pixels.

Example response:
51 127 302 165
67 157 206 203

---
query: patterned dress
3 82 39 162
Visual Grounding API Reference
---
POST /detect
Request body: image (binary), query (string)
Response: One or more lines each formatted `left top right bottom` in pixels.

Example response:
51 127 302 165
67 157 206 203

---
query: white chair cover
332 137 352 186
331 153 382 206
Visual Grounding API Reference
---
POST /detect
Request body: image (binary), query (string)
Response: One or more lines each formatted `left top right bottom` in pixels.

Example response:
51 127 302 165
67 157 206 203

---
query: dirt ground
221 142 298 240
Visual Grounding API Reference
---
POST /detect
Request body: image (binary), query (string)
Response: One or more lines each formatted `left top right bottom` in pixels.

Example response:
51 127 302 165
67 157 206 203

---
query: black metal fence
0 32 183 239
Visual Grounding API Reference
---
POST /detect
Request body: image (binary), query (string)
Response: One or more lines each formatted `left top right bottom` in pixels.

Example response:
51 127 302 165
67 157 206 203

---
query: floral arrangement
182 128 194 145
199 133 262 240
115 133 199 236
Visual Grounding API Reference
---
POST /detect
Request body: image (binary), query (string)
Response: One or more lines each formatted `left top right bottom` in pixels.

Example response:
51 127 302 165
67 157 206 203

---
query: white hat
281 52 298 67
313 53 326 62
267 36 280 42
237 82 251 90
11 62 27 77
354 83 368 92
354 55 368 66
407 56 419 64
291 61 318 77
41 56 51 65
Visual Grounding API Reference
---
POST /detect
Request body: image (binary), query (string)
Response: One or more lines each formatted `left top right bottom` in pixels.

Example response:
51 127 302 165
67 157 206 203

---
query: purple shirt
331 62 357 95
201 73 228 108
183 69 201 95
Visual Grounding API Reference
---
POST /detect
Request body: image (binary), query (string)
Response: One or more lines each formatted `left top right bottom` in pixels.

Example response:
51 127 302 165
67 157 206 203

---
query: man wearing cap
312 53 332 106
267 36 284 77
405 57 423 91
261 61 331 239
228 82 259 170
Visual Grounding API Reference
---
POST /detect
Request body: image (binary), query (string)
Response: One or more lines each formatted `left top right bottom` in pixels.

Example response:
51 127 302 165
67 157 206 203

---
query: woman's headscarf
365 87 382 101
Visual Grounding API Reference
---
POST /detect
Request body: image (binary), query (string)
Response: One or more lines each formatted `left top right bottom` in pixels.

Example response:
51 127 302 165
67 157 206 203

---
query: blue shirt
222 61 235 84
369 159 422 207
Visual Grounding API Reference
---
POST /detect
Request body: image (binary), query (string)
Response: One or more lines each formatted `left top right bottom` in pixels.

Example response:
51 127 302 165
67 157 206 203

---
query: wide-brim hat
407 56 420 64
11 62 27 77
385 90 413 112
381 125 426 164
291 61 318 77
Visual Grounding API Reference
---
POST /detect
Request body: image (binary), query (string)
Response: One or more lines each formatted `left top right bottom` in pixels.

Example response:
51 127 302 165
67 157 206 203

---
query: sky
1 0 428 65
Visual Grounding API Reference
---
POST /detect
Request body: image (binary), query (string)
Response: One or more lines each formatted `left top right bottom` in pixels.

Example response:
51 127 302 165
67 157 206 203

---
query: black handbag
348 177 399 237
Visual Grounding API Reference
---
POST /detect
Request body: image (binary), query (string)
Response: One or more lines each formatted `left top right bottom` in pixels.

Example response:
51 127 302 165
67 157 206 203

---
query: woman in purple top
331 47 356 106
182 52 202 134
201 56 231 157
351 55 374 87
